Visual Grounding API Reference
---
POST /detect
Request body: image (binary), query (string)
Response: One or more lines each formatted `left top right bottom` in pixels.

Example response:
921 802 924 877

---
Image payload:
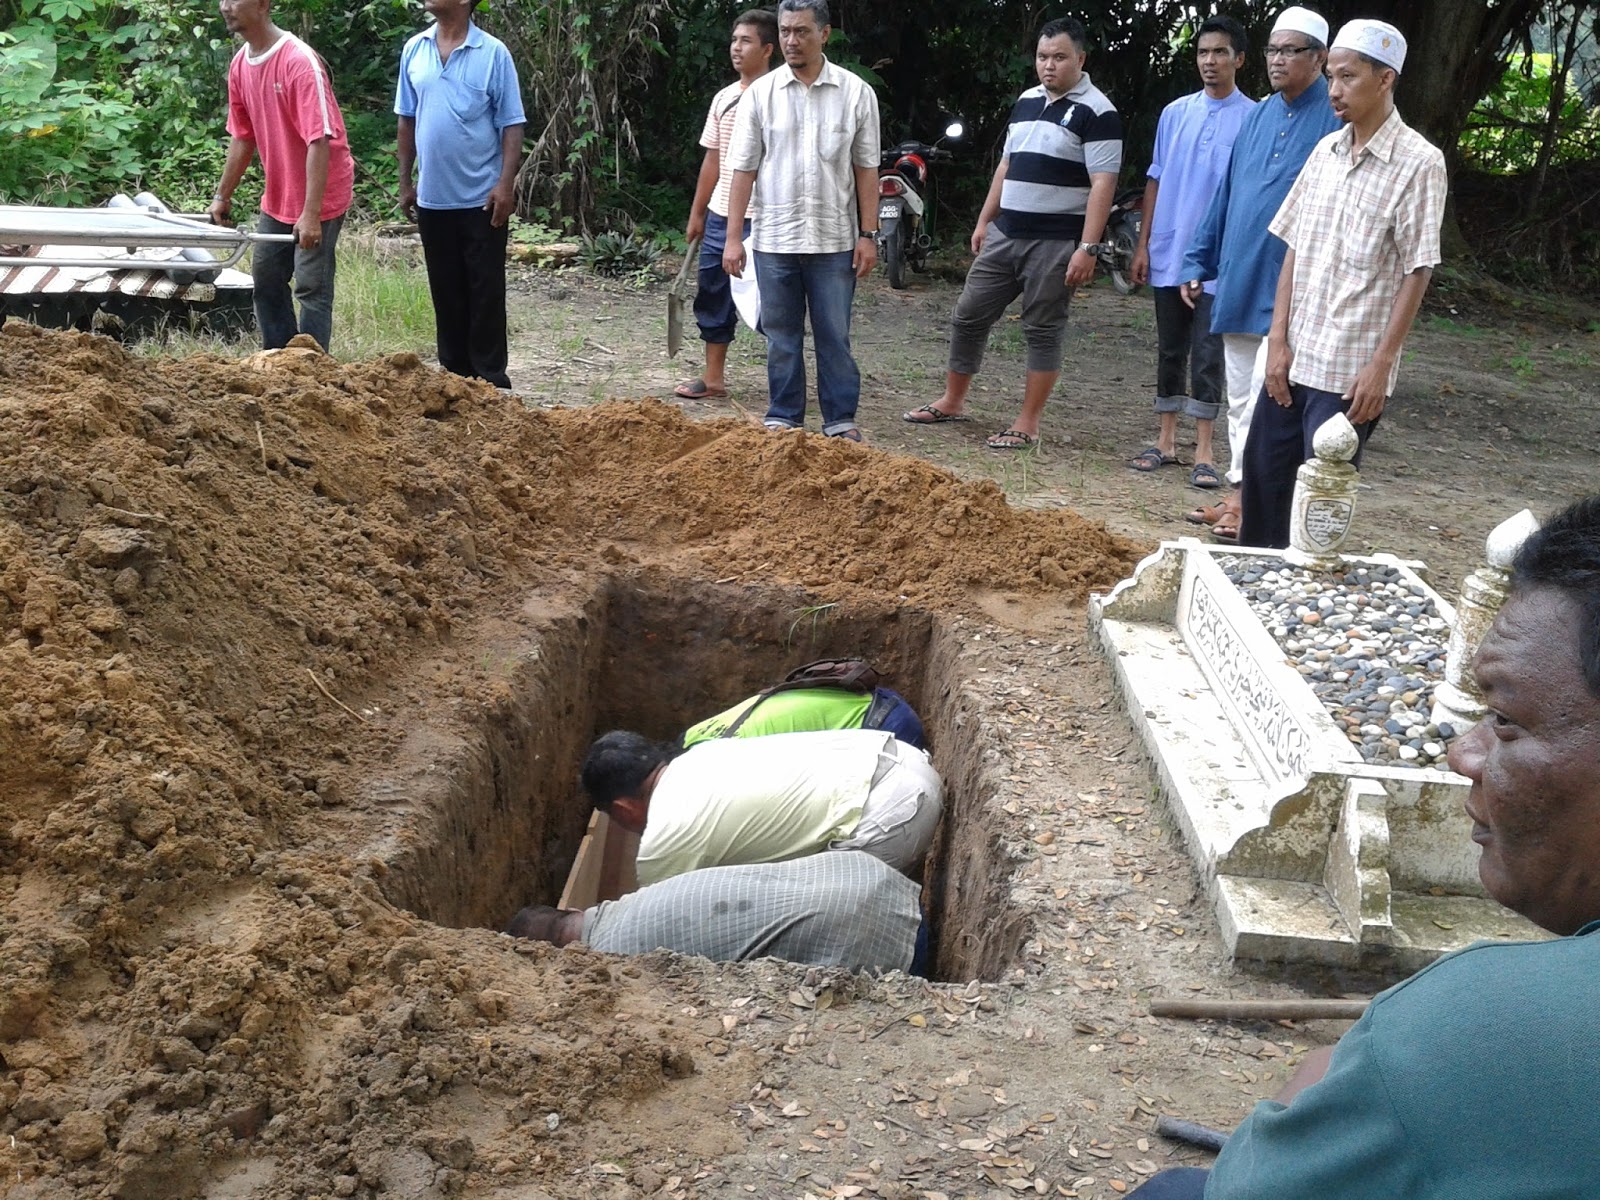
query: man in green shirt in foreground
1132 491 1600 1198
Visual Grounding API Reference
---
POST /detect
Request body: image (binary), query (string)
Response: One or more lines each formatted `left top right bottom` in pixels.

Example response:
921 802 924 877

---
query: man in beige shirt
1239 18 1445 548
722 0 881 442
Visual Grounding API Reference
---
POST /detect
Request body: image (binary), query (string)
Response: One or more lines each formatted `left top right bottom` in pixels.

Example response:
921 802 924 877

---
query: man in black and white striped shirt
903 17 1121 451
506 851 924 974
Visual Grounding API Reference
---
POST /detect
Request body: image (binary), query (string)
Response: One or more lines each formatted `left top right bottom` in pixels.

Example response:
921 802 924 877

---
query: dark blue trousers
1237 382 1378 549
1128 1168 1210 1198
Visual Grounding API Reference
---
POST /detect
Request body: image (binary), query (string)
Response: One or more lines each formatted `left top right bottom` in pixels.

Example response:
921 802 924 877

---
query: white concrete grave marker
1090 511 1545 970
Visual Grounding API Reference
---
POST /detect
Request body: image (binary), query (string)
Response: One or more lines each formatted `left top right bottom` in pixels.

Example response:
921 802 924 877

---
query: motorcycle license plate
878 203 897 220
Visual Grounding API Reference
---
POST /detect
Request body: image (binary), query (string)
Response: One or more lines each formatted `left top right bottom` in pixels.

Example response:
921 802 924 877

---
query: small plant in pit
577 230 661 278
785 602 839 649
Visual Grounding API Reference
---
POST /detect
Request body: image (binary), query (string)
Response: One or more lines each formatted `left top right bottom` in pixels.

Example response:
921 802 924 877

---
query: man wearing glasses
1177 7 1340 543
722 0 882 442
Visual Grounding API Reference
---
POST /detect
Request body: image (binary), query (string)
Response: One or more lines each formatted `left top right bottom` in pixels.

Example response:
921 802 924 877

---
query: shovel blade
667 295 685 358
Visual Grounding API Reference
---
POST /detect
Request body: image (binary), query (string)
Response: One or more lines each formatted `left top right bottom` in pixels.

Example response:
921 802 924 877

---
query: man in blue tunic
1128 493 1600 1199
1177 6 1339 540
1126 14 1254 490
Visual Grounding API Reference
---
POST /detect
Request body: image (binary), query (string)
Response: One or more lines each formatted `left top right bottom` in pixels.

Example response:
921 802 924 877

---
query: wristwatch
1079 242 1104 258
859 229 879 239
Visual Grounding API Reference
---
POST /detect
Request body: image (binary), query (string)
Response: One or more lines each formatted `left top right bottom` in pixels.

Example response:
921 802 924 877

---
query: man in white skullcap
1177 5 1340 542
1235 17 1447 550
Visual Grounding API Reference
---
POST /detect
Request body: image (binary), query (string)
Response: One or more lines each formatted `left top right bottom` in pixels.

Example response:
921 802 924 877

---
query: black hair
580 730 681 812
777 0 828 29
735 8 778 48
1510 495 1600 697
1351 50 1398 77
1198 14 1248 58
505 905 566 942
1039 17 1089 52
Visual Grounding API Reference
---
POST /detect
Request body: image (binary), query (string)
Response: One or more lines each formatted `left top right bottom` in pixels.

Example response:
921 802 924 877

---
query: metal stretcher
0 202 292 336
0 203 290 272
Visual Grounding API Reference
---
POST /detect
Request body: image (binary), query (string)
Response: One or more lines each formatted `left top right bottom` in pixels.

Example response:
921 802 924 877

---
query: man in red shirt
208 0 355 352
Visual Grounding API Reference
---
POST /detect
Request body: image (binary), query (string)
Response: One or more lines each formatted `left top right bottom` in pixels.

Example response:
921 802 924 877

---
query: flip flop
902 403 969 424
1128 446 1180 472
1189 462 1223 490
673 378 729 400
1210 518 1240 544
828 427 864 443
1185 496 1239 526
986 429 1037 450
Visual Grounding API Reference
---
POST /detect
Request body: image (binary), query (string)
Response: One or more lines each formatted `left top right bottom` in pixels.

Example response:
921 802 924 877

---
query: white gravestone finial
1289 414 1361 567
1432 508 1542 732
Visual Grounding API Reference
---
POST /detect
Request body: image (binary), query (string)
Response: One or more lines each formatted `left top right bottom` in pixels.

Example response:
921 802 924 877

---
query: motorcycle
876 120 964 290
1098 186 1145 295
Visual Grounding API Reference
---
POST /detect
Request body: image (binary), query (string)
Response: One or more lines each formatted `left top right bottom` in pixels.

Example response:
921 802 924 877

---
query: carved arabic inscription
1187 576 1312 781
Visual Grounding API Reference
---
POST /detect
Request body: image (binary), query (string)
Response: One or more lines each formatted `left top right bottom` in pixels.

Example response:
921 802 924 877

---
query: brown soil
0 322 1156 1198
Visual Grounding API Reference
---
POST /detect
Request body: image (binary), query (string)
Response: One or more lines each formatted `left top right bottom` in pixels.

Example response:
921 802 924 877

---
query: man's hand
971 222 988 255
1064 246 1096 287
485 180 514 228
294 210 322 251
399 181 418 223
1130 245 1149 287
1343 357 1392 425
207 197 233 227
686 212 706 244
1265 336 1294 407
722 234 746 279
853 234 877 279
1180 279 1203 309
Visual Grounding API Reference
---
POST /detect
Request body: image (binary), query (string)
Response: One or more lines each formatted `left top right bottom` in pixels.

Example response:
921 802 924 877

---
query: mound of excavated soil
0 324 1144 1198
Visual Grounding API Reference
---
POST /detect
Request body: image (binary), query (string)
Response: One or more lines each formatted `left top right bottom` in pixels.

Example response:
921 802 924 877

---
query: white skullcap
1272 6 1329 46
1332 18 1407 73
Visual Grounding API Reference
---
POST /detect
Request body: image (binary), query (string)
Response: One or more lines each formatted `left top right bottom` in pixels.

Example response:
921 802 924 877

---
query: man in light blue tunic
1176 6 1340 539
1127 14 1254 490
396 0 525 389
1129 494 1600 1198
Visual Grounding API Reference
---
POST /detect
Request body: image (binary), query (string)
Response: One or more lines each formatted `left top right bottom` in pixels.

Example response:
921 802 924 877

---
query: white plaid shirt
1269 108 1446 396
725 58 881 255
584 850 921 972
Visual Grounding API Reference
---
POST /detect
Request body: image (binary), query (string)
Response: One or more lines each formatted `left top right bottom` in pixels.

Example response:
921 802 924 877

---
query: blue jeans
1237 382 1379 549
695 212 749 344
252 212 344 352
753 250 860 434
866 687 926 750
1127 1169 1209 1198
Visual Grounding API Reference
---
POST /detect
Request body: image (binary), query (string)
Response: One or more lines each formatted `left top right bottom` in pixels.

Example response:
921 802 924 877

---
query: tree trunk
1317 0 1543 163
1314 0 1544 257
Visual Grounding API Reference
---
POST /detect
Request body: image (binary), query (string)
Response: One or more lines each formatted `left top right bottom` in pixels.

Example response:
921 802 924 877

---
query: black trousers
1152 286 1224 419
1238 382 1379 549
416 206 511 389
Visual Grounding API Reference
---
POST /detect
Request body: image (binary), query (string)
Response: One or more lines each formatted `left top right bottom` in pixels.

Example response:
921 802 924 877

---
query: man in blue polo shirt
1177 6 1340 541
903 16 1121 451
1127 14 1254 490
396 0 525 389
1128 494 1600 1199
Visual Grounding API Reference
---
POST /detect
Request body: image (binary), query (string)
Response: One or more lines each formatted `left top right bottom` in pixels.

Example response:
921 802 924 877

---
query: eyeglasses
1264 44 1316 59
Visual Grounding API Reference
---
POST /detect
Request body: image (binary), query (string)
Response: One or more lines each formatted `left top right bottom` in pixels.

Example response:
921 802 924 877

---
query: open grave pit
361 568 1027 985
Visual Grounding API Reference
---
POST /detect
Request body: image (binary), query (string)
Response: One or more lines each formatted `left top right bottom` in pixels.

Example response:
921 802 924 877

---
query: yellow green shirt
681 688 874 747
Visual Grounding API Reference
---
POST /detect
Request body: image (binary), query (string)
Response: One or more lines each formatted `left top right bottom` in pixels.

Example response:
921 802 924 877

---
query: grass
133 229 439 363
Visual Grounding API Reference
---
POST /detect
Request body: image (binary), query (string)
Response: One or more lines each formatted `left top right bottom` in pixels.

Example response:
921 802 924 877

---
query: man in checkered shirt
504 851 924 973
1237 18 1446 550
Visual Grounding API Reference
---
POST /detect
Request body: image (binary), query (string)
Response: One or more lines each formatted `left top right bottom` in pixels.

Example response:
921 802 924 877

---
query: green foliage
577 229 661 277
1461 51 1600 174
484 0 669 230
